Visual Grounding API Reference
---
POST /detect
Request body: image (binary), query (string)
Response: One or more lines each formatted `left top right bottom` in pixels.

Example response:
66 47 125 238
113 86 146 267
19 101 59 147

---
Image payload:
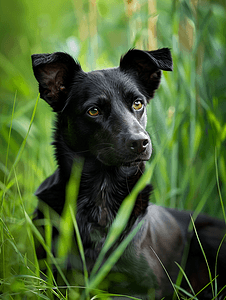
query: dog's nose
129 138 149 154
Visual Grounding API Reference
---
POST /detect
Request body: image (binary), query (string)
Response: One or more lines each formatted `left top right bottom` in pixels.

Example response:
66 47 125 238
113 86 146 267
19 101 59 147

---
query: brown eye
88 107 99 116
133 100 143 111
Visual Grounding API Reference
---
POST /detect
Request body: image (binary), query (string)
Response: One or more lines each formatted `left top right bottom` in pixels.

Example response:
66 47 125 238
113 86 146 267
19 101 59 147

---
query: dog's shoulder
126 204 185 297
35 169 66 214
135 204 186 253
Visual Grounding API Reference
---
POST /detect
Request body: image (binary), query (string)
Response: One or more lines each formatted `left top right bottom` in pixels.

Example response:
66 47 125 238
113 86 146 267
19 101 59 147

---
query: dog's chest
79 170 124 220
88 179 110 247
95 178 109 227
77 175 116 242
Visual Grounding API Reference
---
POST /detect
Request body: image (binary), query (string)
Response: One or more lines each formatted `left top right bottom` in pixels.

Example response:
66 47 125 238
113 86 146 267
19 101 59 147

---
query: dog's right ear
31 52 82 111
120 48 173 100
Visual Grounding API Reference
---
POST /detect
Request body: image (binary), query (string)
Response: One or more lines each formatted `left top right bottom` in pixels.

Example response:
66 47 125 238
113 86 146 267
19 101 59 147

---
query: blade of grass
174 261 197 299
214 232 226 296
6 94 40 183
190 276 218 300
57 158 83 259
87 220 143 293
13 167 40 276
24 211 70 287
3 91 17 188
173 234 192 300
44 206 54 286
56 159 84 297
174 276 218 300
188 178 216 231
91 292 141 299
70 206 89 291
213 284 226 300
215 147 226 224
214 147 226 296
149 245 180 300
1 92 17 284
44 262 66 299
170 142 179 208
190 216 214 297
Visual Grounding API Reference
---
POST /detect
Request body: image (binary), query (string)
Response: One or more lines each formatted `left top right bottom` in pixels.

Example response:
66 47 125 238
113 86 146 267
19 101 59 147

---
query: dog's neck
77 158 146 222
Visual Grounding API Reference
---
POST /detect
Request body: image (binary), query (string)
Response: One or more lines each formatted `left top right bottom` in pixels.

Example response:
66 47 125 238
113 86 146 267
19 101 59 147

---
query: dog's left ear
120 48 173 100
31 52 83 112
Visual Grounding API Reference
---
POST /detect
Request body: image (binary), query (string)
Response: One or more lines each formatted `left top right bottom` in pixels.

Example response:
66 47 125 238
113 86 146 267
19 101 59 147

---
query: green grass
0 0 226 298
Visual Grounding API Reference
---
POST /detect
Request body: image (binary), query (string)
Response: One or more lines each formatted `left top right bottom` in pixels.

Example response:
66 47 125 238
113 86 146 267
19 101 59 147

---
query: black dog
32 48 226 299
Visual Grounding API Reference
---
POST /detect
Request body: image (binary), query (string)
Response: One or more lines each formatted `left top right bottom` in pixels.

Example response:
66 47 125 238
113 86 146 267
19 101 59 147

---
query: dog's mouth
97 154 146 167
121 159 146 167
96 148 152 167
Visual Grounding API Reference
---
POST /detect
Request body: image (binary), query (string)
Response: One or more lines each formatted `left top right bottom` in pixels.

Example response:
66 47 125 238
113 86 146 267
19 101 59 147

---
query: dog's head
32 48 172 167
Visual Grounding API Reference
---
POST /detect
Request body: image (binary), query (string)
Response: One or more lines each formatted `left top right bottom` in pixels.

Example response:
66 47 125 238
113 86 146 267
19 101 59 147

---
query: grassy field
0 0 226 298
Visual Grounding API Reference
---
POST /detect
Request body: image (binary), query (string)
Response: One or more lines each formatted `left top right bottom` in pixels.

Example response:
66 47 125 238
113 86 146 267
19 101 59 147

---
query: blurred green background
0 0 226 298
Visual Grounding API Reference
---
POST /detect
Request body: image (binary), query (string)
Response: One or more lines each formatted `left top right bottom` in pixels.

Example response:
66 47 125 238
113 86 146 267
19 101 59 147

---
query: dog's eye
88 107 99 116
133 100 143 111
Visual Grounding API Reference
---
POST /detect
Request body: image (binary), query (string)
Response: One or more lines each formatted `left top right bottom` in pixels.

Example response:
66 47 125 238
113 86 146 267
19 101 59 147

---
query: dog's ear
120 48 173 100
32 52 82 111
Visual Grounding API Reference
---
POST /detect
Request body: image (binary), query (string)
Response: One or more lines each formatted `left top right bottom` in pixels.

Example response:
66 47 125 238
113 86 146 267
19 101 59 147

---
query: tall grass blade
1 91 16 278
214 232 226 296
57 158 83 258
174 261 197 299
6 94 39 183
215 148 226 223
87 220 143 293
190 216 214 297
70 206 89 291
191 276 218 300
13 167 40 276
149 245 180 300
3 91 17 187
91 293 140 299
24 211 70 287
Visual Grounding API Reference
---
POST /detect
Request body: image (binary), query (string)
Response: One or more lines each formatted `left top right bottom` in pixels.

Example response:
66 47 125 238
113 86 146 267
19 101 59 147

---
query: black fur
32 48 226 299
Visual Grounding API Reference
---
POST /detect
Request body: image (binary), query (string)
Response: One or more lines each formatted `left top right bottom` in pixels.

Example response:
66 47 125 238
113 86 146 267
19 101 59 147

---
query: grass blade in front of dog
57 158 87 296
70 205 89 289
57 159 83 258
87 220 143 296
190 216 214 298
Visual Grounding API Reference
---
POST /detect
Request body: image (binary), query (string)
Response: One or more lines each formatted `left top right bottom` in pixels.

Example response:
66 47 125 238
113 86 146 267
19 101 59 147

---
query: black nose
129 138 149 154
